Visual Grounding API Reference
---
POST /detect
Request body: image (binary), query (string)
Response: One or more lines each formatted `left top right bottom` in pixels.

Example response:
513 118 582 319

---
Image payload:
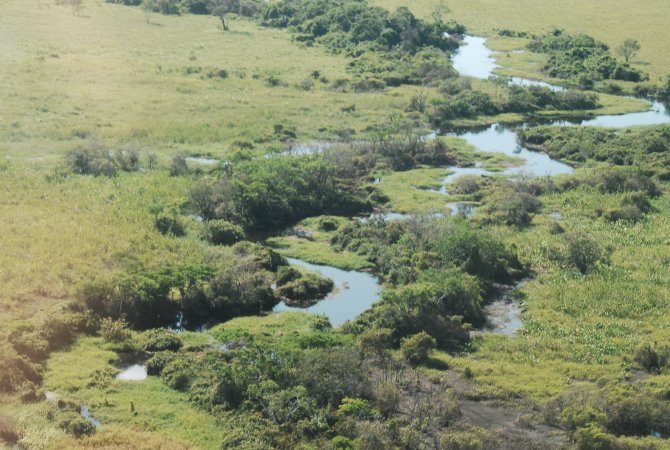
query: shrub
337 398 380 420
146 351 178 376
58 412 96 437
634 343 670 373
449 175 481 195
154 210 186 236
400 331 436 366
99 318 131 343
276 273 334 307
169 153 189 176
0 415 20 445
483 189 542 228
142 329 183 352
201 219 244 246
564 231 609 274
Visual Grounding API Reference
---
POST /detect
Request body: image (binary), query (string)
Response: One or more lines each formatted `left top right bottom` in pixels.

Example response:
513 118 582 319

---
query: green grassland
372 0 670 81
441 187 670 401
0 0 425 159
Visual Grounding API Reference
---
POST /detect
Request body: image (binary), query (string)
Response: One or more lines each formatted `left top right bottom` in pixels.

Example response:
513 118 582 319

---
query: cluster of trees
189 155 373 231
519 125 670 179
121 317 485 449
261 1 464 87
76 241 340 329
330 217 527 351
528 30 647 84
430 83 599 124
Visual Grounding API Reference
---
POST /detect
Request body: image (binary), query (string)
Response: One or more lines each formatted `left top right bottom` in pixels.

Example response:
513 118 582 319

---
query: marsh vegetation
2 0 670 449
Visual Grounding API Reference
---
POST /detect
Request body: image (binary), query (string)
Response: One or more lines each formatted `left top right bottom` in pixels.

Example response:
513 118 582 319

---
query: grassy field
0 0 425 159
440 185 670 401
372 0 670 81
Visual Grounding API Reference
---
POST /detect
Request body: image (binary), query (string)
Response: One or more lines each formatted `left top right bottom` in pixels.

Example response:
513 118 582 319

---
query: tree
209 0 237 31
564 231 609 274
617 38 640 63
400 332 436 366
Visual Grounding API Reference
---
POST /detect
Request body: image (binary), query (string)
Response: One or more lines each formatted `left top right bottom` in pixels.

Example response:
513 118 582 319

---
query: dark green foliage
633 343 670 373
58 412 96 437
0 344 43 394
430 84 599 124
203 265 279 320
142 329 183 352
146 351 178 375
520 125 670 178
276 272 334 307
297 347 371 406
232 242 287 272
209 156 371 230
78 265 214 329
658 75 670 100
400 331 436 366
483 186 542 228
201 219 245 245
261 1 463 86
98 318 131 343
528 30 647 83
563 232 609 274
154 209 186 236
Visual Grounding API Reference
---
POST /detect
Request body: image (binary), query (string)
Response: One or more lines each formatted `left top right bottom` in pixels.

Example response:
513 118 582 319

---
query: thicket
333 217 526 351
528 30 647 84
77 243 289 329
520 125 670 179
545 384 670 445
430 83 599 124
65 142 144 176
189 155 374 230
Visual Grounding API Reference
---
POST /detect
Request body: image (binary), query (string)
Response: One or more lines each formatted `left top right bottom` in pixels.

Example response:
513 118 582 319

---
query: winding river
276 35 670 333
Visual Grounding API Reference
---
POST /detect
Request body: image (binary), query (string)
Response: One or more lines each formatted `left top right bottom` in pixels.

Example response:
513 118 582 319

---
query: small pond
116 365 148 381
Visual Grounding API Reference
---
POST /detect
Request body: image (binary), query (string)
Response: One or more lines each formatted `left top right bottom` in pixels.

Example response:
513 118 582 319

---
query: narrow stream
273 258 380 327
445 35 670 185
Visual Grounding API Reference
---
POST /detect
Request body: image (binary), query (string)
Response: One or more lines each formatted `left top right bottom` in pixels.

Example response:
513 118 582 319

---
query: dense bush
563 231 609 274
65 142 142 176
202 156 372 230
520 125 670 178
99 318 131 343
633 342 670 373
154 209 186 236
528 30 647 83
142 329 183 352
430 84 599 124
276 272 334 307
0 344 43 394
482 187 542 228
261 1 463 86
200 219 245 245
58 412 96 437
400 331 436 366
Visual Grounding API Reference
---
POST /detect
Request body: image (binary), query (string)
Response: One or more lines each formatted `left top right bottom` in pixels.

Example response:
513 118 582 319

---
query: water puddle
273 258 380 326
116 365 148 381
446 202 478 218
475 285 525 336
80 405 101 427
185 156 219 165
